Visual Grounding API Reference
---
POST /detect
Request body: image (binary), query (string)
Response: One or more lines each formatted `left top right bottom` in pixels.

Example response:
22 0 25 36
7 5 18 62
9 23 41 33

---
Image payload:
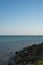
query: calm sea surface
0 36 43 64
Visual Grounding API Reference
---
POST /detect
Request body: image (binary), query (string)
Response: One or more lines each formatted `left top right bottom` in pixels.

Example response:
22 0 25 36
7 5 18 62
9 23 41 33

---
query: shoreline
0 42 43 65
7 42 43 65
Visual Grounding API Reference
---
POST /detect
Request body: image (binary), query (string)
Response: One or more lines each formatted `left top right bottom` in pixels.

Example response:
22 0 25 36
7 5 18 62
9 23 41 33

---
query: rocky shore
7 42 43 65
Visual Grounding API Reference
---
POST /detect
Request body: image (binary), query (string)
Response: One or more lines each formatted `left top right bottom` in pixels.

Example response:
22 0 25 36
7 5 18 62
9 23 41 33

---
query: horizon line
0 34 43 36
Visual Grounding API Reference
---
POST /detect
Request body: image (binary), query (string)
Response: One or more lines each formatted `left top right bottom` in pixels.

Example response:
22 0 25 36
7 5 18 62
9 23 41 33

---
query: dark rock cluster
7 42 43 65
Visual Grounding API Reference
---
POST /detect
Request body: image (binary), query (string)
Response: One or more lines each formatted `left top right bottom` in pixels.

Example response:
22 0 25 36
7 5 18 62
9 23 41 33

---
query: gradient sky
0 0 43 35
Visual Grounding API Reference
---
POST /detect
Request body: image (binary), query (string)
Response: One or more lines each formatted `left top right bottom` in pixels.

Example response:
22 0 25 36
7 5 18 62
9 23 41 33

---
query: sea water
0 35 43 64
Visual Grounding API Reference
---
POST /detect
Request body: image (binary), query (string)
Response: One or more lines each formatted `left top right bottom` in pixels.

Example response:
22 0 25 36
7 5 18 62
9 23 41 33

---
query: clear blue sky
0 0 43 35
